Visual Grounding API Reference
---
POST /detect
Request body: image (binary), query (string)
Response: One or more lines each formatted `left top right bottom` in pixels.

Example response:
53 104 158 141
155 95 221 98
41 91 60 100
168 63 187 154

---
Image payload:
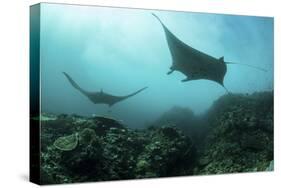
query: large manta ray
63 72 148 107
152 13 266 91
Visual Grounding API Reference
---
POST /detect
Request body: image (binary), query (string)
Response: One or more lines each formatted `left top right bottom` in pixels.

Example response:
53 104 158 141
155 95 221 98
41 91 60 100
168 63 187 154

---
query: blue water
40 3 273 128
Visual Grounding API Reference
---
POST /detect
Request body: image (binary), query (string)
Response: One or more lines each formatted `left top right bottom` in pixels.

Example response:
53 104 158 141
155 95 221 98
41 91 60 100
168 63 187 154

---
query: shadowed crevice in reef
39 91 273 184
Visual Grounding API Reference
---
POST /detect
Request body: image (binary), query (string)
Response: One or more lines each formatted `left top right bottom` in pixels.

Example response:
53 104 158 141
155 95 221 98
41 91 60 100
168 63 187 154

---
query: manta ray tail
226 62 267 72
62 72 88 95
222 85 230 94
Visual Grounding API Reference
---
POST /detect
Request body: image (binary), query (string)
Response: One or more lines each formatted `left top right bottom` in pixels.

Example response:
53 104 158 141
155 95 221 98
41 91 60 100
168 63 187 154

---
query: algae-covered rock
240 132 268 151
78 128 97 146
135 126 196 177
136 159 150 173
198 91 273 174
92 115 124 135
198 156 210 167
54 133 78 151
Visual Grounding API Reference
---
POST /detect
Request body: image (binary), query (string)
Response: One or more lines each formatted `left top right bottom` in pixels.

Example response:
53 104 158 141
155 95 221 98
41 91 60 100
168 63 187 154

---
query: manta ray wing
101 87 148 107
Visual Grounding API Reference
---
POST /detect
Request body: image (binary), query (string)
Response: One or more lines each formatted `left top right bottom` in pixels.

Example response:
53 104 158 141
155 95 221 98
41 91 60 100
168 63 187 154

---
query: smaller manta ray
152 13 266 92
63 72 148 107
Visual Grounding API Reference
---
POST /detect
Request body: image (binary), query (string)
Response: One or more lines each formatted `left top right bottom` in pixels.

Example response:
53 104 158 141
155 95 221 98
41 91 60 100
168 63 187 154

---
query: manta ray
63 72 148 107
152 13 266 91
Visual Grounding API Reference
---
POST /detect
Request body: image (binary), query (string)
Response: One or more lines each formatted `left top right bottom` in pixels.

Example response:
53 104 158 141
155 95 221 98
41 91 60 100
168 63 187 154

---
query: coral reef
40 115 195 184
197 91 273 174
39 91 273 184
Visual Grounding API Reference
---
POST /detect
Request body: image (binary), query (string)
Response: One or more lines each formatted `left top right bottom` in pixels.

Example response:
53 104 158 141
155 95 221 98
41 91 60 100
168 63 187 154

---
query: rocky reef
196 91 273 174
39 91 273 184
40 114 196 184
